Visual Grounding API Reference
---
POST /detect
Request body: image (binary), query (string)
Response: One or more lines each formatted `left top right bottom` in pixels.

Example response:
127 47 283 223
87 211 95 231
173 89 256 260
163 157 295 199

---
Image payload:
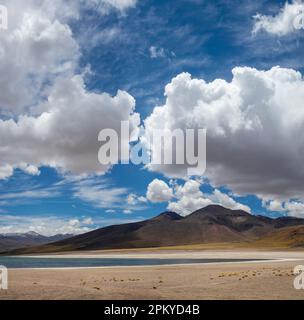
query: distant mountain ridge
4 205 304 254
0 232 73 251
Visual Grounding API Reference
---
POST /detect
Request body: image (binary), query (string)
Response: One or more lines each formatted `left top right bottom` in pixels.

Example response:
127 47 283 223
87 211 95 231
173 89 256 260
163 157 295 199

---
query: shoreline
0 249 303 270
9 248 304 259
1 256 303 300
4 258 304 271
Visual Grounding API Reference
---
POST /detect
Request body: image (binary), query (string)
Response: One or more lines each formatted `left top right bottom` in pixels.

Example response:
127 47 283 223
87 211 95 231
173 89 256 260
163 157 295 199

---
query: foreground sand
1 250 304 300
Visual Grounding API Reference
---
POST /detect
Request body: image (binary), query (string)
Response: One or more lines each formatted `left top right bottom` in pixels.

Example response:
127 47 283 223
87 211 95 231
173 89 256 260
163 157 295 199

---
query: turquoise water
0 257 265 269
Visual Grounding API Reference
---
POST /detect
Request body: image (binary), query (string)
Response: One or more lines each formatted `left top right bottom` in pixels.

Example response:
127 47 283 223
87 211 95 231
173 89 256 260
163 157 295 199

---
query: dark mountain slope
4 205 304 254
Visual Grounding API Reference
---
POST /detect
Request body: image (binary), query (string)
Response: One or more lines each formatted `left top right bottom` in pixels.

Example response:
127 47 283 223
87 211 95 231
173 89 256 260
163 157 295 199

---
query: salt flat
20 249 304 260
0 250 304 300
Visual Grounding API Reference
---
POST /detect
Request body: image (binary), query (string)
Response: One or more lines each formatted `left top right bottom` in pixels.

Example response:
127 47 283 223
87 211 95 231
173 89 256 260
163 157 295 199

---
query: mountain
4 205 304 254
252 225 304 248
0 232 73 251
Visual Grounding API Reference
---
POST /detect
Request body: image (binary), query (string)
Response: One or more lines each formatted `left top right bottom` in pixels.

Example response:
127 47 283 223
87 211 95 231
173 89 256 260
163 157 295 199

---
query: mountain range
0 232 73 251
3 205 304 254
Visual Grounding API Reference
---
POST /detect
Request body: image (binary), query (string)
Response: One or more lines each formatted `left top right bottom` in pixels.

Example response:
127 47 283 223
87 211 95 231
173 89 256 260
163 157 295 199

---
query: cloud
263 199 304 217
71 177 147 212
144 67 304 202
0 214 92 236
82 217 94 225
0 174 147 214
146 178 249 216
106 209 116 213
253 0 304 36
0 165 13 180
73 178 129 209
264 199 285 212
146 179 174 203
127 194 138 205
0 0 79 115
127 193 147 205
0 213 144 235
0 189 59 201
210 189 251 213
284 201 304 217
69 218 80 227
0 1 140 179
83 0 137 14
167 180 250 216
0 74 140 178
167 180 211 215
18 164 41 177
0 179 62 209
84 26 122 48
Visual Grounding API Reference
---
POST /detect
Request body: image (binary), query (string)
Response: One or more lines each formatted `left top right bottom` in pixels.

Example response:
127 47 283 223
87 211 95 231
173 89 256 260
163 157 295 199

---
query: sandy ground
1 250 304 300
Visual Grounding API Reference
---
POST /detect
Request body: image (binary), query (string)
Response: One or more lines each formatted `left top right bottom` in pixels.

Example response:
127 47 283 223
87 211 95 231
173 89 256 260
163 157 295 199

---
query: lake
0 257 267 269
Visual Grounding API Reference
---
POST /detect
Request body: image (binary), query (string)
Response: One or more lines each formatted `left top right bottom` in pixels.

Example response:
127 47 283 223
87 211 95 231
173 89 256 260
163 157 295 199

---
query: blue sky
1 0 304 235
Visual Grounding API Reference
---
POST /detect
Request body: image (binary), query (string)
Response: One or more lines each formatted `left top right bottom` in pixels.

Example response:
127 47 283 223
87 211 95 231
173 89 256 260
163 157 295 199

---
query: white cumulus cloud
145 179 250 216
144 67 304 202
0 0 80 115
146 179 174 203
263 199 304 217
167 180 250 216
0 74 140 178
0 1 140 179
253 0 304 36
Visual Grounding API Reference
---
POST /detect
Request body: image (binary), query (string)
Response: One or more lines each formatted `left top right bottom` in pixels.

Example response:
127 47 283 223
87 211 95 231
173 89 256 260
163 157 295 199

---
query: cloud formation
146 179 174 203
253 0 304 36
146 179 250 216
263 199 304 218
144 67 304 203
167 180 250 216
84 0 137 14
0 1 140 179
0 212 140 236
0 0 79 115
0 75 140 178
0 214 93 236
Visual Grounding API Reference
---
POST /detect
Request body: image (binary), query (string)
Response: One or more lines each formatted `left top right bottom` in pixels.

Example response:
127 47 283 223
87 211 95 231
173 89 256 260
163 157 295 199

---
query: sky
1 0 304 235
